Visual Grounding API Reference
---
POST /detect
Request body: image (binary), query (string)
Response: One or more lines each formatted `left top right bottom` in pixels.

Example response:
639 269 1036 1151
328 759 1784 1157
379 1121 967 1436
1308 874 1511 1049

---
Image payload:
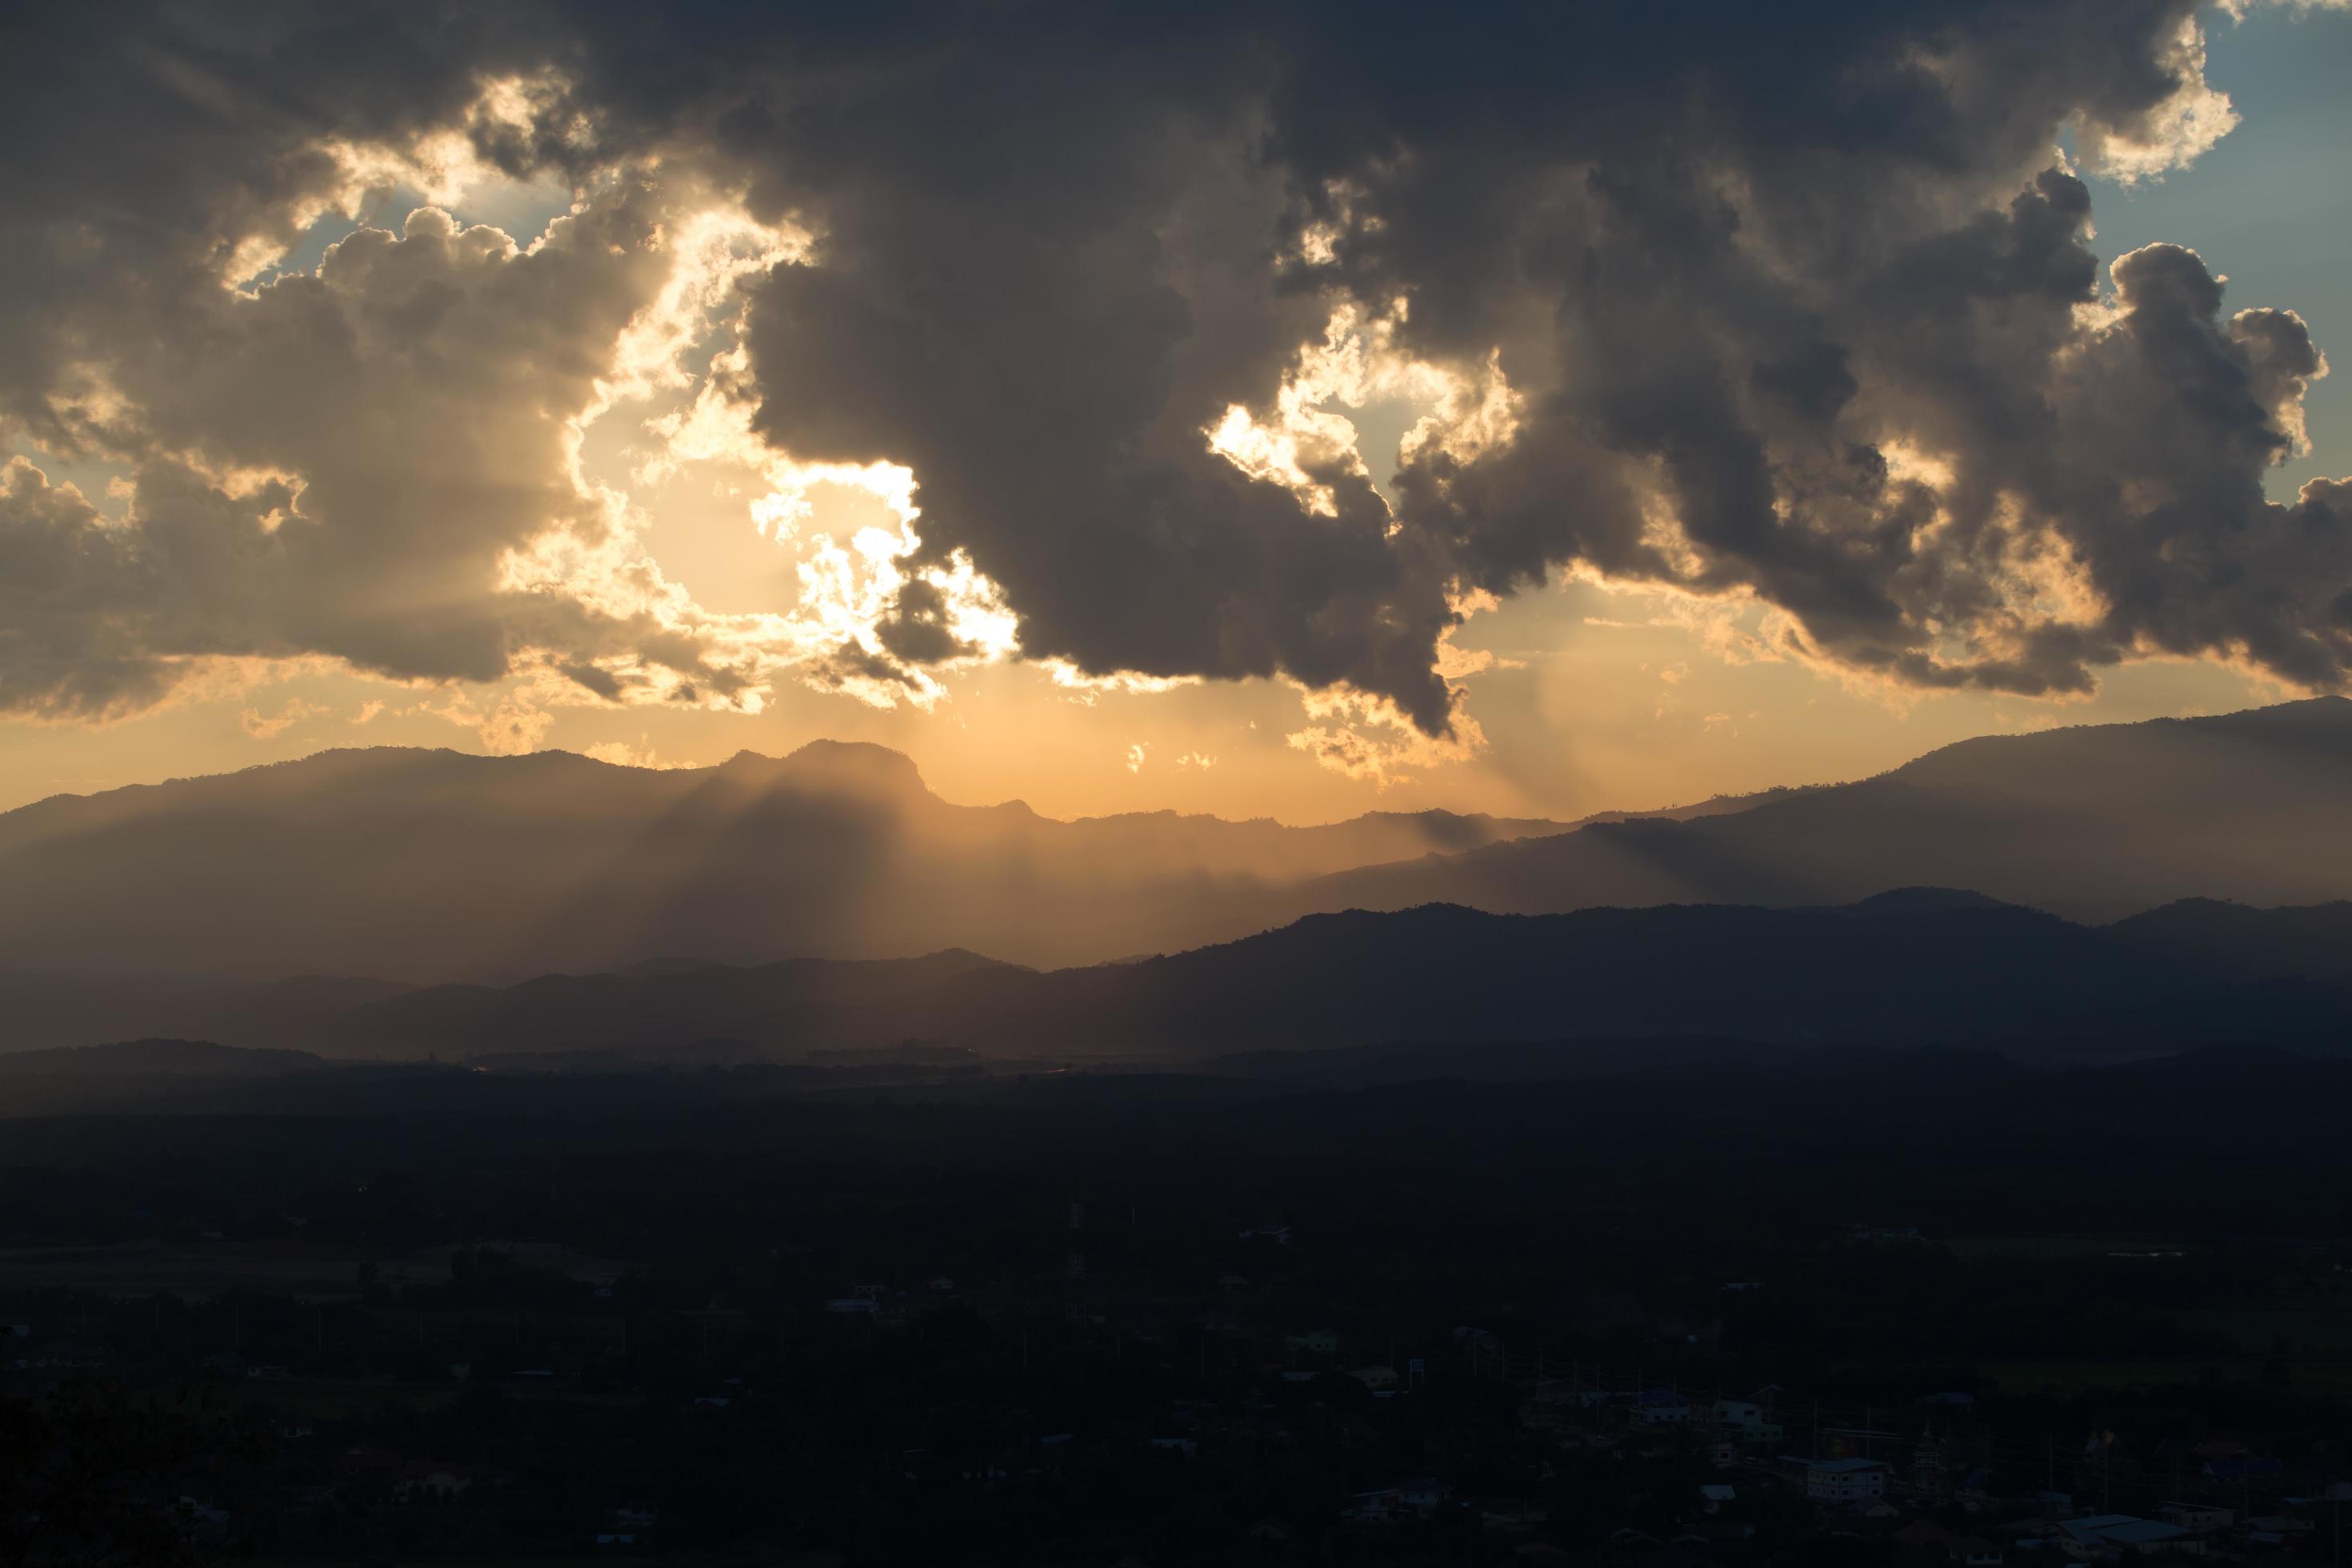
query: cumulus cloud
238 698 328 740
0 188 753 719
1286 682 1488 790
0 0 2345 763
582 736 694 770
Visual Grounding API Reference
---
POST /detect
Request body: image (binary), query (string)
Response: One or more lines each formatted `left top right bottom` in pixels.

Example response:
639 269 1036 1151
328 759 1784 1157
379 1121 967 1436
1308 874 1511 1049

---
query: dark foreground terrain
5 1042 2351 1566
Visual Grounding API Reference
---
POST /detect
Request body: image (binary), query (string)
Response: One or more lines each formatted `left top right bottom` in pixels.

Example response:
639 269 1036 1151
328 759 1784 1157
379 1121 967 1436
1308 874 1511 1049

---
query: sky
2 1 2348 826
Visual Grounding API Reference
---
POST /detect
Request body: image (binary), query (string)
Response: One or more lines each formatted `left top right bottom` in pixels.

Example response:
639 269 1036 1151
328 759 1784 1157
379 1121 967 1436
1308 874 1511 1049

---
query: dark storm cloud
0 0 2342 730
0 189 754 719
0 6 789 720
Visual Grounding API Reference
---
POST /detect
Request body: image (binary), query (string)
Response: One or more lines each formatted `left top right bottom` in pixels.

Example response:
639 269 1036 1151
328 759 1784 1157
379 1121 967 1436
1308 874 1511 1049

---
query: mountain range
5 697 2349 990
0 738 1578 981
334 893 2352 1061
2 696 2350 1059
6 893 2350 1064
1307 696 2352 924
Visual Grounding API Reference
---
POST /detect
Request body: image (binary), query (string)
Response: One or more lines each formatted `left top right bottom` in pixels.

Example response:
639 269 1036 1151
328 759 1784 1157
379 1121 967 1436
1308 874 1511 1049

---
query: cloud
0 0 2345 763
615 0 2352 722
0 189 746 719
408 687 557 757
238 698 328 740
582 736 694 770
1125 742 1150 774
1286 682 1486 789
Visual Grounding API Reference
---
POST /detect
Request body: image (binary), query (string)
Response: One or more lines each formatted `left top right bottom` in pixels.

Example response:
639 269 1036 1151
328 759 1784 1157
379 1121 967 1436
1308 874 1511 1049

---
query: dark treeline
4 1046 2350 1563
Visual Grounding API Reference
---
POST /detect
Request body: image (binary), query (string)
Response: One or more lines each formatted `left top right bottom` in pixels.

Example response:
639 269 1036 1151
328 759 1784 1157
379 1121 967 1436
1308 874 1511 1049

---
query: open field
1985 1357 2352 1398
2178 1302 2352 1359
0 1238 630 1298
1940 1234 2207 1262
267 1557 845 1568
223 1378 645 1417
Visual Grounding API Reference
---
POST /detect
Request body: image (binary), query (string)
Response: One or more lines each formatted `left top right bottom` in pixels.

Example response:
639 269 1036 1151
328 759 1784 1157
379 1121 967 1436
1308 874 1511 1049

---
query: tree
0 1377 247 1568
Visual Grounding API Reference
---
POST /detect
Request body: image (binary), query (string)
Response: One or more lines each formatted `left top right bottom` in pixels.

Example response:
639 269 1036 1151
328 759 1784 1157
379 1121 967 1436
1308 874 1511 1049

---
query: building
1398 1477 1450 1513
1634 1389 1692 1426
1893 1520 2003 1564
394 1462 474 1502
1787 1457 1887 1502
2056 1514 2198 1558
2156 1502 2230 1535
1712 1398 1782 1439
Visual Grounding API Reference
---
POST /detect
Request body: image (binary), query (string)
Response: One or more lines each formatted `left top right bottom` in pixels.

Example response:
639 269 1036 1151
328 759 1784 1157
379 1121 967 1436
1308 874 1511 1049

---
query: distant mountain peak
1846 887 2012 914
703 738 936 802
1893 692 2352 782
774 738 930 790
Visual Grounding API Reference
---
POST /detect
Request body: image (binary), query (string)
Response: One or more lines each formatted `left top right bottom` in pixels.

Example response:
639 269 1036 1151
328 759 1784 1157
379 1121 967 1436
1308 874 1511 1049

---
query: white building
1788 1457 1886 1502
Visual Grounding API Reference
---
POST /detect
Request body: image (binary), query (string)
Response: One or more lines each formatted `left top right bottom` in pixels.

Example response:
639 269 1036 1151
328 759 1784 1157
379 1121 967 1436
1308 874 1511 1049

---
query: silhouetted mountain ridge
1294 698 2352 924
65 892 2340 1062
0 1038 326 1078
0 740 1573 982
3 698 2349 991
951 893 2352 1058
